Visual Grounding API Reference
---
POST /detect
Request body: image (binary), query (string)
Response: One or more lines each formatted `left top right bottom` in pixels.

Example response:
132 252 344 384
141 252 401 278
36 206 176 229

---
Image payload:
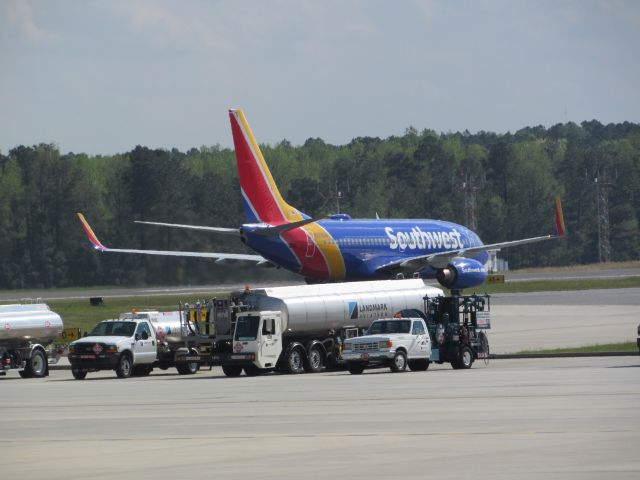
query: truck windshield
366 320 411 335
234 315 260 341
89 321 137 337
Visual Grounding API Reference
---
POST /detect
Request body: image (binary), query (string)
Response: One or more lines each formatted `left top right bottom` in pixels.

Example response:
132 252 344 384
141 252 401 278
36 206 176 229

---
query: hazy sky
1 0 639 155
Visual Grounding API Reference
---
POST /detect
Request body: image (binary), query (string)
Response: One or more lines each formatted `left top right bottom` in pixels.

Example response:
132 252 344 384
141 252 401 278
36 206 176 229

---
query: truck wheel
176 361 198 375
408 359 429 371
72 368 88 380
460 346 474 369
347 363 364 375
115 353 133 378
22 348 47 378
305 345 324 373
133 365 153 376
390 350 407 372
222 365 243 377
243 364 262 376
286 347 305 374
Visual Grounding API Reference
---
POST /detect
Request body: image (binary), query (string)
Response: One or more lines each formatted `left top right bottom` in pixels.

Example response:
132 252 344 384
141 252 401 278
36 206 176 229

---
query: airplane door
258 316 282 368
305 230 316 257
134 322 156 364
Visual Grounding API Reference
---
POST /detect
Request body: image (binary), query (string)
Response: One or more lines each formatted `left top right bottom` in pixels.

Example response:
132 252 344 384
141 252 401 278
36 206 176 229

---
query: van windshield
234 315 260 341
366 320 411 335
90 321 137 337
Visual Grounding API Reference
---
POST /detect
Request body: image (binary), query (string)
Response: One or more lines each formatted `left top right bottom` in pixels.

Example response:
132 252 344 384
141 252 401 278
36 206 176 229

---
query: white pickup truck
342 317 431 374
68 313 200 379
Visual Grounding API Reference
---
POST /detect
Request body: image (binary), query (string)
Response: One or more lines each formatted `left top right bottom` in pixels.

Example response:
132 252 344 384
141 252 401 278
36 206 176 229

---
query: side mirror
135 333 140 341
141 331 149 340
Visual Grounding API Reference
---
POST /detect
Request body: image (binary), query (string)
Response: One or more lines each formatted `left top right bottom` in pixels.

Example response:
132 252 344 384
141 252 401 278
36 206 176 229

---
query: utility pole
461 172 483 231
594 171 612 263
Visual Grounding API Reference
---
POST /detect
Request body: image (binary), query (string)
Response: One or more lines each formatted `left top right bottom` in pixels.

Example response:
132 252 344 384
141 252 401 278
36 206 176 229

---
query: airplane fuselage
242 219 487 281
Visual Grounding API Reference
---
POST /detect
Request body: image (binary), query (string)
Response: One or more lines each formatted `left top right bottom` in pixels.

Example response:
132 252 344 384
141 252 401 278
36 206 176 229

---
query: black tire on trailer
305 345 325 373
286 347 305 374
390 350 407 373
222 365 243 377
408 358 430 371
22 348 47 378
347 363 365 375
72 368 88 380
115 352 133 378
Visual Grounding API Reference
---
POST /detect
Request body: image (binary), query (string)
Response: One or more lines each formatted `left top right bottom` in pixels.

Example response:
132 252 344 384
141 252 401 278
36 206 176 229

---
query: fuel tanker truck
0 303 64 378
213 279 443 376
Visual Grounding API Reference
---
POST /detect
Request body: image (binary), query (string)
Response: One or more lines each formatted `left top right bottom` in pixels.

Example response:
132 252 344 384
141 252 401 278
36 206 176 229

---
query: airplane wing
378 197 566 271
77 214 270 266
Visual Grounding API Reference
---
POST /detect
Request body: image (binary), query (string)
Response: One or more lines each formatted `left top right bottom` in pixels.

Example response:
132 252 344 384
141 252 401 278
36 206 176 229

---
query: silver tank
0 303 64 348
120 311 192 344
235 279 442 334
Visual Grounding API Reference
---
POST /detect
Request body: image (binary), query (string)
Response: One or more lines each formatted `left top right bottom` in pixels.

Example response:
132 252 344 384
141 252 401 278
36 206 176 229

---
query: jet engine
435 258 487 290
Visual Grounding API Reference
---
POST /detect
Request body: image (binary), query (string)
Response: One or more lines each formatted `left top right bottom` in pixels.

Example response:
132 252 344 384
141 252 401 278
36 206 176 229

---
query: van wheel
305 345 324 373
115 353 132 378
286 347 305 374
347 363 364 375
408 359 429 371
390 351 407 372
72 368 88 380
222 365 243 377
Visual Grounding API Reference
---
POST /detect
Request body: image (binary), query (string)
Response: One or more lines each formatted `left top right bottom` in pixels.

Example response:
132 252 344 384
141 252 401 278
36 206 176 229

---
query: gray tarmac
1 357 639 480
489 288 640 352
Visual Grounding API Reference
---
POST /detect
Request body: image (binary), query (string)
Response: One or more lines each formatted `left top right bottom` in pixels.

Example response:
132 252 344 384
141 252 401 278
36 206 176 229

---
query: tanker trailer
0 303 64 378
215 279 442 376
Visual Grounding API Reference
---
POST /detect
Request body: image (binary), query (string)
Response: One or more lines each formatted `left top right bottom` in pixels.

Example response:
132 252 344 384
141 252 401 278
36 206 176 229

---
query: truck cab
342 318 431 374
219 311 283 376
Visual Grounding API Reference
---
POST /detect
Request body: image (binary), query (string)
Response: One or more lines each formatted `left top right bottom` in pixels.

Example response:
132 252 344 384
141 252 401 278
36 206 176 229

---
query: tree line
1 119 639 289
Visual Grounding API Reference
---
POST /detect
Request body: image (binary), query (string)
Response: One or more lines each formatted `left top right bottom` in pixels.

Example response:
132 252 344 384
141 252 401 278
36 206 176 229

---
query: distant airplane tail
229 109 305 225
555 196 566 236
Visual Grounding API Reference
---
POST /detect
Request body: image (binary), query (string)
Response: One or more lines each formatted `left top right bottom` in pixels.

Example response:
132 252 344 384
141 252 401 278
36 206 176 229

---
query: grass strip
472 276 640 294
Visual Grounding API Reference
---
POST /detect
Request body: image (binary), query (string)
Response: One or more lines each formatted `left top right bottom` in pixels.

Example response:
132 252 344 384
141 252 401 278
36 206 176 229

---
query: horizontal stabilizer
77 213 265 263
251 217 320 237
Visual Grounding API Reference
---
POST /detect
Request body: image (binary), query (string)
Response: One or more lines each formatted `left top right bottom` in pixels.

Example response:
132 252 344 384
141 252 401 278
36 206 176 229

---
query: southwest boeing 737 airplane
78 109 566 290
